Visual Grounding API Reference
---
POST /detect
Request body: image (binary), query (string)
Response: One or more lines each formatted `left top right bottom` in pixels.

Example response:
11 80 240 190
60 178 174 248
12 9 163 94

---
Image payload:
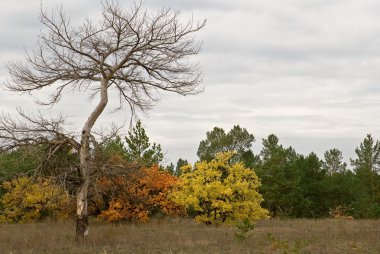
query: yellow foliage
0 176 73 223
171 152 269 225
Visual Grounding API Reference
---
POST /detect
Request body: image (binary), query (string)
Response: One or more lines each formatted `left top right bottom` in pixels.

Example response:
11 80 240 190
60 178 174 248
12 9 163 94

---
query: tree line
0 121 269 226
1 122 380 223
191 126 380 219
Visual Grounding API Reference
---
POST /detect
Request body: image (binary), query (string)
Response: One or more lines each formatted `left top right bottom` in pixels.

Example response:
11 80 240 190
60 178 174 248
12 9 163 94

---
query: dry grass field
1 218 379 254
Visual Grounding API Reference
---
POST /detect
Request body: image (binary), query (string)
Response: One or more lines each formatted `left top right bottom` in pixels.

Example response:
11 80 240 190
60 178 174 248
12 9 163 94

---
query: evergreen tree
324 170 357 216
350 134 380 217
0 147 41 181
197 125 256 167
165 163 175 175
323 148 347 175
100 121 164 167
296 152 328 217
255 134 302 217
124 121 164 167
175 158 189 176
102 136 126 158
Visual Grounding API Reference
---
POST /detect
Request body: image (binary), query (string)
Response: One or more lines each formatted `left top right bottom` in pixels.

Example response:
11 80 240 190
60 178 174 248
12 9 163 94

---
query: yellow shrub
0 176 72 223
171 152 269 225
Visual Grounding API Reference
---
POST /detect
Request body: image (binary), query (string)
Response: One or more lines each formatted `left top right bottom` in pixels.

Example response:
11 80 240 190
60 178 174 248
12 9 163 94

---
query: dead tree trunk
76 78 109 240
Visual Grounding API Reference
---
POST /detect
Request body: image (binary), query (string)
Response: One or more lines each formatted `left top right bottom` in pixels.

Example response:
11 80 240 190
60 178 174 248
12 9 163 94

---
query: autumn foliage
0 151 268 225
171 152 269 225
0 176 73 223
0 131 270 226
96 165 183 222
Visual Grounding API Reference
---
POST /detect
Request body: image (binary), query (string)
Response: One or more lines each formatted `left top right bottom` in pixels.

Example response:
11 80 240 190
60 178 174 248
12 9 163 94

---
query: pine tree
125 121 164 167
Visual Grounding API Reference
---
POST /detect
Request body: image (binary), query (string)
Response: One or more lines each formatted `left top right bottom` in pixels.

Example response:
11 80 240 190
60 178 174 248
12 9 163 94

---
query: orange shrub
96 165 183 222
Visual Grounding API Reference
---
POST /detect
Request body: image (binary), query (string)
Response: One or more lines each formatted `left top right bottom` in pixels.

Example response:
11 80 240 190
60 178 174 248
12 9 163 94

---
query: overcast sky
1 0 380 166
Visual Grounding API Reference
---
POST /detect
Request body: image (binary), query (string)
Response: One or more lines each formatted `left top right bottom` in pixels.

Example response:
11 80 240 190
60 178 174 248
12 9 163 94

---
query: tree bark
76 78 109 240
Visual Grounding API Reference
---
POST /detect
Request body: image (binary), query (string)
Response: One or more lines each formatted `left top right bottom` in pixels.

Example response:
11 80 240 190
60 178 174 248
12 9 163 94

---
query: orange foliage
96 165 183 222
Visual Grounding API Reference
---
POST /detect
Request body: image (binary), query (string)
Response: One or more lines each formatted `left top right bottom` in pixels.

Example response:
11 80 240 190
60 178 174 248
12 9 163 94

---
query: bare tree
1 1 205 240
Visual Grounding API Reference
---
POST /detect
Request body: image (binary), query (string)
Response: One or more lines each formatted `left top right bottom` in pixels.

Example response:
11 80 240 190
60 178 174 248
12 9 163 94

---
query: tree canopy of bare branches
0 109 79 151
6 1 205 113
1 1 205 240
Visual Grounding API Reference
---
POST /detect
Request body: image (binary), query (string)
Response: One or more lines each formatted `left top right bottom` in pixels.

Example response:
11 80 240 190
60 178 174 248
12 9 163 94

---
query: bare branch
4 1 205 111
0 109 80 151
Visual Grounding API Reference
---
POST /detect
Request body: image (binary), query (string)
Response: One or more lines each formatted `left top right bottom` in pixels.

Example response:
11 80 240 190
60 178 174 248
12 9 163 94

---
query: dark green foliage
0 144 79 182
295 152 329 218
0 147 41 181
256 134 380 219
350 134 380 202
101 121 164 167
255 134 303 218
197 125 256 167
124 121 163 167
164 163 175 175
350 134 380 218
323 148 347 174
323 170 357 215
175 158 189 176
102 136 126 158
255 135 359 219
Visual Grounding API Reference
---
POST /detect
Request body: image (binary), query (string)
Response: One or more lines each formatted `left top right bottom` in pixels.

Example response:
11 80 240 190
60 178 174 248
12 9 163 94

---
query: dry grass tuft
0 218 379 253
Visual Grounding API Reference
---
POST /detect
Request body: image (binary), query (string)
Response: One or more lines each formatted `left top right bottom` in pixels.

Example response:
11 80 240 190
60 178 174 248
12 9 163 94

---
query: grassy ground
0 218 379 253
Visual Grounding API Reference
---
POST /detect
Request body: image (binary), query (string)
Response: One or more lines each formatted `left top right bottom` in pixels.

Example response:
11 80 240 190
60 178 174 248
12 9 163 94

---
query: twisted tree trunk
76 78 109 240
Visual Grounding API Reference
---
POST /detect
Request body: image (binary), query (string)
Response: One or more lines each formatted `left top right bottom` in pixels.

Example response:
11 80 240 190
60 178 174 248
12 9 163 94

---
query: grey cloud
145 0 242 12
2 0 380 165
